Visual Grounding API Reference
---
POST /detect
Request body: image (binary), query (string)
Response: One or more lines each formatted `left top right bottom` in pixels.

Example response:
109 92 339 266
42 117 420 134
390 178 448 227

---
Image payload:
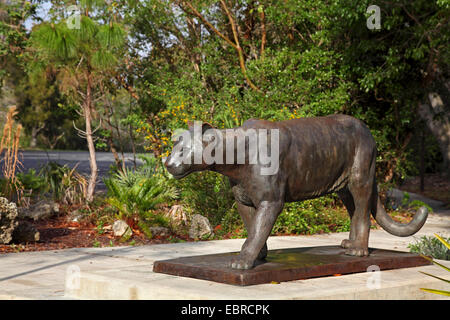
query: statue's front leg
231 201 284 269
236 202 268 260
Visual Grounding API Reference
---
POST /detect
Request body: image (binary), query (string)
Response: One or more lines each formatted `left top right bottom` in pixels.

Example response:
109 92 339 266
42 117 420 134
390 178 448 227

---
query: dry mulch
0 213 191 254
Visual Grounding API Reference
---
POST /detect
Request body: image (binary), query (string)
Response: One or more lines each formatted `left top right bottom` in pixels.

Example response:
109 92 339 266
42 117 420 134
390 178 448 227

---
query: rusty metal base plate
153 245 431 286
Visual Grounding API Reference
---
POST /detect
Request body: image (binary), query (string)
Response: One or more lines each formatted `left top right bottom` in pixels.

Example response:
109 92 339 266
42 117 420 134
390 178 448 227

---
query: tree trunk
84 70 98 202
30 126 38 148
418 89 450 176
30 123 44 149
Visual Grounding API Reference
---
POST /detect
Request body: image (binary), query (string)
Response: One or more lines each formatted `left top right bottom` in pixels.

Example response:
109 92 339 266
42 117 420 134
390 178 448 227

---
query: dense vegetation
1 1 449 241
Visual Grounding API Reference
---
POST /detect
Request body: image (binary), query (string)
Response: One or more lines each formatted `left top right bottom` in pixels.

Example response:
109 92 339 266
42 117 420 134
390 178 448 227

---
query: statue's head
164 121 217 179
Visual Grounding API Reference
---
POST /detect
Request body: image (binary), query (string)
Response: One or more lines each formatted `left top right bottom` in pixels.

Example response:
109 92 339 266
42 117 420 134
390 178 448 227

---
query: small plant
0 106 24 204
401 191 411 207
408 200 433 213
273 196 350 235
39 162 87 204
408 234 450 260
104 158 177 236
16 169 47 198
96 220 105 235
419 234 450 297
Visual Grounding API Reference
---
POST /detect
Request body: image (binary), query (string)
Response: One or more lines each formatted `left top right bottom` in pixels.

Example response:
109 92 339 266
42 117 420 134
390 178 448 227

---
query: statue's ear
202 122 214 133
187 121 215 132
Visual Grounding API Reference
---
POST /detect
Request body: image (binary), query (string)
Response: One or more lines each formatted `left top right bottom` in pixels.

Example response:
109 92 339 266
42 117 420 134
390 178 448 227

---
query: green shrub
104 157 177 230
408 234 450 260
418 234 450 297
176 170 350 237
273 196 350 235
408 200 433 213
175 171 236 228
16 169 47 197
39 162 87 204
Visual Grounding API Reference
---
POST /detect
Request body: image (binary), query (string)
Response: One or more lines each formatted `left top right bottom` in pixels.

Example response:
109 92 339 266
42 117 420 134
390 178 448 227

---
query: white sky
24 1 51 30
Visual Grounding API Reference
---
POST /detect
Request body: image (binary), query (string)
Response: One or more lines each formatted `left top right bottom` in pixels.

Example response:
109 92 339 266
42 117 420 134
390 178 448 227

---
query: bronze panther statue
164 114 428 269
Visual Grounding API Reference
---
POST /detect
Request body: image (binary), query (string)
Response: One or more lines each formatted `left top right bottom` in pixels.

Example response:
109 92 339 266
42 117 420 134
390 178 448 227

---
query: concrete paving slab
0 213 448 300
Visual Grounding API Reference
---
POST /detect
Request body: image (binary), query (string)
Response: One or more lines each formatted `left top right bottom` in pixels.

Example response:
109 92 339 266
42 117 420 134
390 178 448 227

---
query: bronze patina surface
153 245 431 286
164 115 429 270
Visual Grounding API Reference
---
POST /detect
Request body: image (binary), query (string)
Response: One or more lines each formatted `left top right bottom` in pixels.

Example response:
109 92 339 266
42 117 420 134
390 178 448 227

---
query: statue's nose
164 158 174 169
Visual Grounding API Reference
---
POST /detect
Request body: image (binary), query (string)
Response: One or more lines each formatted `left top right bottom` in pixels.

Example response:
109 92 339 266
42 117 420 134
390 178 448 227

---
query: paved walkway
0 209 448 300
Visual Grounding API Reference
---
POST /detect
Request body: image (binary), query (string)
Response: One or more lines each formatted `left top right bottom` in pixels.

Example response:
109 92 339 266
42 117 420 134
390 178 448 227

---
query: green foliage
127 0 449 184
418 234 450 297
16 169 47 197
273 196 350 235
401 192 411 206
2 0 449 237
39 162 87 204
0 0 36 85
175 171 236 228
408 234 450 261
408 200 433 213
104 157 177 224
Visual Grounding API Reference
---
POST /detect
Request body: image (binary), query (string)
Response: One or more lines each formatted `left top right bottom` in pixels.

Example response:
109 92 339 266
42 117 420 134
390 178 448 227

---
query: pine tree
31 0 126 201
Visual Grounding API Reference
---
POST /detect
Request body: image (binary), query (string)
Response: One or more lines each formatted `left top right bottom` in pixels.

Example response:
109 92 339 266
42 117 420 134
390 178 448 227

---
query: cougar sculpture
164 115 428 269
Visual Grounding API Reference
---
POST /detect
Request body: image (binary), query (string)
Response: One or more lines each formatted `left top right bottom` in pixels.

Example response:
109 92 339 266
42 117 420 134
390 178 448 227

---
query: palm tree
31 0 126 201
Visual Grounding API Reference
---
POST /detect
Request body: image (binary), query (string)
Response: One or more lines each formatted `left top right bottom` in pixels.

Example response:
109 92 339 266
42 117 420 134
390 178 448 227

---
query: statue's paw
340 239 352 249
257 243 268 260
230 256 255 270
345 247 369 257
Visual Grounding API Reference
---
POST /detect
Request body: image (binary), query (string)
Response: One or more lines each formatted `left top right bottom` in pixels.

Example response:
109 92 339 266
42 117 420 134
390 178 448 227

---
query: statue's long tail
371 192 428 237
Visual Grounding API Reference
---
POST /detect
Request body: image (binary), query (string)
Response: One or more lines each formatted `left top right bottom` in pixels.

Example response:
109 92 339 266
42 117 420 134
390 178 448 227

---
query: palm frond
419 288 450 296
419 271 450 284
421 255 450 272
435 233 450 250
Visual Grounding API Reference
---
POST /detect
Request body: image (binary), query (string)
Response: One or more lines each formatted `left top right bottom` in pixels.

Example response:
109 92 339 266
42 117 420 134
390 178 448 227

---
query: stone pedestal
153 245 431 286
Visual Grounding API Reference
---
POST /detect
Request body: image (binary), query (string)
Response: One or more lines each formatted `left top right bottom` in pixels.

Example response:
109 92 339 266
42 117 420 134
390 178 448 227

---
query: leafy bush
39 162 87 204
408 200 433 213
408 234 450 260
104 157 178 233
418 234 450 297
16 169 47 198
175 171 236 228
273 196 350 235
175 169 350 237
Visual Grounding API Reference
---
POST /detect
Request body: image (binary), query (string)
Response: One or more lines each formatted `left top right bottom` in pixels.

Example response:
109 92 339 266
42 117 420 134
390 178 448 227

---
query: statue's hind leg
337 188 356 249
342 147 376 256
344 183 371 256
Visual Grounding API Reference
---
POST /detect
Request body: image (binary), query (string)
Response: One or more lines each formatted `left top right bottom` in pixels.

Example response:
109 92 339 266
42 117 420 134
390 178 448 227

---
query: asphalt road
2 150 144 192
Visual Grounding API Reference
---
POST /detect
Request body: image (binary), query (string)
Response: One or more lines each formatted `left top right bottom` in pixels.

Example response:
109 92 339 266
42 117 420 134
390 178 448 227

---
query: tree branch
259 7 266 59
180 1 237 50
219 0 261 92
115 75 140 100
